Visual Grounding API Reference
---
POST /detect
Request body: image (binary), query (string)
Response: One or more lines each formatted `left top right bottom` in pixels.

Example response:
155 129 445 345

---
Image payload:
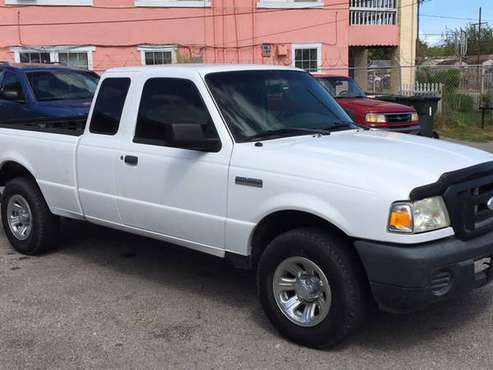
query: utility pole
471 7 488 65
471 7 488 102
478 7 482 66
416 0 421 63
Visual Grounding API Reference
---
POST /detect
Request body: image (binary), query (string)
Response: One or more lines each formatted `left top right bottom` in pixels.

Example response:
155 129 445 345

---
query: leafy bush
416 68 461 89
449 94 475 112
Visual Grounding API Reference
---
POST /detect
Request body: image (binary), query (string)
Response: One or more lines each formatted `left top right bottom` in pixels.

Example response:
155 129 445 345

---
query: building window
11 46 95 70
145 51 172 65
292 43 322 73
5 0 92 5
19 52 51 64
58 52 90 69
257 0 322 9
135 0 210 7
138 46 177 66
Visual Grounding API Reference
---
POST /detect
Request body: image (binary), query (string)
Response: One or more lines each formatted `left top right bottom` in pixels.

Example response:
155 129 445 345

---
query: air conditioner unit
277 45 288 57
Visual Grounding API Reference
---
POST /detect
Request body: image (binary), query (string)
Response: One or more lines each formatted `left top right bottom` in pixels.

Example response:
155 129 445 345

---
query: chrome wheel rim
273 256 332 327
6 195 33 241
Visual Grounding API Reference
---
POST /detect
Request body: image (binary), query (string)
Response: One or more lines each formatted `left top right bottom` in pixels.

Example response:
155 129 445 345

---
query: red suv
315 75 421 134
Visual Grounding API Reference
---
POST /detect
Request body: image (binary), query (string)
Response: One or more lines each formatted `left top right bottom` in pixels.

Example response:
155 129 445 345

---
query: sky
420 0 493 45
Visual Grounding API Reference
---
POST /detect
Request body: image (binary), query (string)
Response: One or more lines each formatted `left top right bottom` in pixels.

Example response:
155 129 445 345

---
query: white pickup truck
1 64 493 348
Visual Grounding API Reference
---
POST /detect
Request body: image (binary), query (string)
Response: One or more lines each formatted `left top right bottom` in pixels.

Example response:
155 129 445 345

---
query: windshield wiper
246 128 331 142
321 122 357 132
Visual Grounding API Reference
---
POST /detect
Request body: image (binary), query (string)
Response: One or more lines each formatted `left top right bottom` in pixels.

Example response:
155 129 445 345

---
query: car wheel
257 227 368 348
1 177 60 255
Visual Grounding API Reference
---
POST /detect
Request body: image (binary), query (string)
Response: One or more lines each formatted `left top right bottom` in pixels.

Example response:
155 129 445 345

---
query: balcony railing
350 0 398 25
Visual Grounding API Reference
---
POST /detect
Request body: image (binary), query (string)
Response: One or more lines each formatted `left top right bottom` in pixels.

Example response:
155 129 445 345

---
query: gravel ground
1 140 493 369
1 222 493 369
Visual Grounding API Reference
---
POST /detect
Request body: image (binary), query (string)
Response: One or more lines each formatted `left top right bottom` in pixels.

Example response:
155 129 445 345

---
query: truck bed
0 117 86 136
0 123 83 219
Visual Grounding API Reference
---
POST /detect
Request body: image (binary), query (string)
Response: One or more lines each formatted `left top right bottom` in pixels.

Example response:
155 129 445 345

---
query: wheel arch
0 160 37 187
249 210 355 267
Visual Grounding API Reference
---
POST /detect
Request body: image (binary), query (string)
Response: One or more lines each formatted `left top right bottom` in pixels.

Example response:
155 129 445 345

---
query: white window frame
135 0 210 7
138 46 177 66
291 43 322 73
257 0 323 9
5 0 92 6
11 46 96 70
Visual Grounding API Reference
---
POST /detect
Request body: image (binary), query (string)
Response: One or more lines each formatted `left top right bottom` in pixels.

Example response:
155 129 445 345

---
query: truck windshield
317 76 366 99
205 70 355 142
26 70 99 102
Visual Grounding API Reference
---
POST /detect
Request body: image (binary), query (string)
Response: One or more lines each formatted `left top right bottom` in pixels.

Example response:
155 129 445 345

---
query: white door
115 76 232 251
77 77 131 224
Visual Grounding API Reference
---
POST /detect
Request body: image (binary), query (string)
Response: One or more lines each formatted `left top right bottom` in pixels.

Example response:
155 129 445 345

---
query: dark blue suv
0 63 99 123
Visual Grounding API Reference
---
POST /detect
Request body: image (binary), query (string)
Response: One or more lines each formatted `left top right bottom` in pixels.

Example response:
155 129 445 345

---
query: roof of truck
106 64 302 75
0 62 98 74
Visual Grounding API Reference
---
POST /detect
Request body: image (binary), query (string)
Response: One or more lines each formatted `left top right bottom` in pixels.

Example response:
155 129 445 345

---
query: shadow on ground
51 220 493 352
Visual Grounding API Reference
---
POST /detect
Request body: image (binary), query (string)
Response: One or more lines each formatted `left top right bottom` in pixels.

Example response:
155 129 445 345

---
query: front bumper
383 124 421 135
354 230 493 312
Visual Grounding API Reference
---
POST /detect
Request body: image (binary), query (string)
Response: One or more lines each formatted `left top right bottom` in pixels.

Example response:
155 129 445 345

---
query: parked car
0 62 99 123
1 65 493 349
315 74 421 134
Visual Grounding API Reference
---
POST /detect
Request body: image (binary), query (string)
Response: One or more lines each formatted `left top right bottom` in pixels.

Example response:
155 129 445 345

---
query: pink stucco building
0 0 417 87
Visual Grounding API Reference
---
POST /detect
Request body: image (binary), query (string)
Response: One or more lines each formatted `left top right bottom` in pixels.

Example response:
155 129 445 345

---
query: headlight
411 112 419 122
388 196 450 234
366 113 387 124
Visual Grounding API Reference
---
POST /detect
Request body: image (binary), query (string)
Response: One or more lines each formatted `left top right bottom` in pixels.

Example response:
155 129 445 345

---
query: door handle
124 155 139 166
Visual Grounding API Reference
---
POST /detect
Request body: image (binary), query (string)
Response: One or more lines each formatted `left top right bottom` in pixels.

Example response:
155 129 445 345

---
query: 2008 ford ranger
1 65 493 348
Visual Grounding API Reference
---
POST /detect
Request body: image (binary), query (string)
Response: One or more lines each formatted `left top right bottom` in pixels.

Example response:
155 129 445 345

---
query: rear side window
89 78 130 135
134 78 217 147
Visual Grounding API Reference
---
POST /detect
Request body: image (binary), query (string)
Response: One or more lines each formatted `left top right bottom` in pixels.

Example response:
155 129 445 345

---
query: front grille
443 174 493 240
384 113 412 123
386 124 415 130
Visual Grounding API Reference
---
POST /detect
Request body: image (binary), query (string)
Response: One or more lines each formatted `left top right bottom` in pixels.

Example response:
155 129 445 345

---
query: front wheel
257 228 368 348
1 177 60 255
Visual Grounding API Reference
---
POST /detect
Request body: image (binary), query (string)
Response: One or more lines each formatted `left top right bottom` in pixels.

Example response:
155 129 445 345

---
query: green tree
418 24 493 59
441 24 493 57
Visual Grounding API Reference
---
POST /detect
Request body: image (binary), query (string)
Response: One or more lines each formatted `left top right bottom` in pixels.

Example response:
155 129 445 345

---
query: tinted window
206 70 354 142
1 71 25 100
89 78 130 135
318 77 366 98
27 70 99 101
134 78 217 147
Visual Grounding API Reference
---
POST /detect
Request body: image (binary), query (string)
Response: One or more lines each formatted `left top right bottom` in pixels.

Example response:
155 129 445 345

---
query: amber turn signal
388 204 413 233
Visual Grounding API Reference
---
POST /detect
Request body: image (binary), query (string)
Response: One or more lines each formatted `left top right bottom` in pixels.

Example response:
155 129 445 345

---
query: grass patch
435 111 493 142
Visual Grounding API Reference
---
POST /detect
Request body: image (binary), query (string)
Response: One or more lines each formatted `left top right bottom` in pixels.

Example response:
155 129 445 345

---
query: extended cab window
134 78 218 148
89 78 130 135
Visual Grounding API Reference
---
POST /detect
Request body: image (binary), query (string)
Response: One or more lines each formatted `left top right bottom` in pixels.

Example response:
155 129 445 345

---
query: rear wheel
1 177 60 255
257 228 368 348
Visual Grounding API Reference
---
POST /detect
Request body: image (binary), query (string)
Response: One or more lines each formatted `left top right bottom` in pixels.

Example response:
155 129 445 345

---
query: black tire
1 177 60 255
257 227 368 348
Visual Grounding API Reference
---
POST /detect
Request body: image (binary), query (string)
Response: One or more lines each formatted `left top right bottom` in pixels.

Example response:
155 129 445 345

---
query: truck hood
337 97 415 113
232 130 493 199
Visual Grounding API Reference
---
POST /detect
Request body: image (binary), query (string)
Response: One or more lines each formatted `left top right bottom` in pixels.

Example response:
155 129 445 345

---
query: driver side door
115 76 232 253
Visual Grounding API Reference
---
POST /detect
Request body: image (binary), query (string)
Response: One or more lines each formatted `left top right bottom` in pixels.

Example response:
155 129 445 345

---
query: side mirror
170 123 221 152
1 89 23 102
